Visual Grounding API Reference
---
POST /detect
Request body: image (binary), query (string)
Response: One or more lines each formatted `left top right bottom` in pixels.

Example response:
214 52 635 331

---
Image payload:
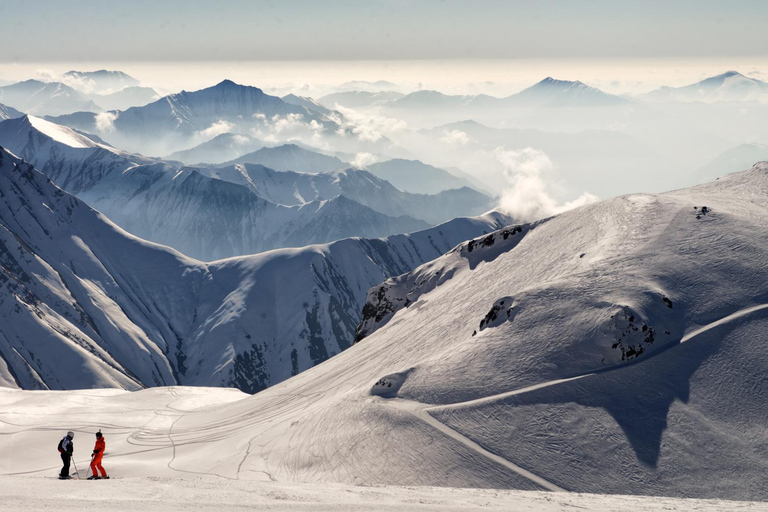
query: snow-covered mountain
60 69 140 94
165 133 265 164
366 158 483 194
0 116 429 259
224 143 347 172
6 161 761 497
0 80 101 116
196 164 495 224
0 146 509 392
0 103 24 121
46 80 339 155
52 161 763 497
3 143 767 499
507 77 628 107
644 71 768 103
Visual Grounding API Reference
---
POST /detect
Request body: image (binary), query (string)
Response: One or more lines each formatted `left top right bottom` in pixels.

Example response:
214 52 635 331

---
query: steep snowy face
0 148 510 392
0 148 195 390
0 115 155 194
142 164 768 498
0 103 24 121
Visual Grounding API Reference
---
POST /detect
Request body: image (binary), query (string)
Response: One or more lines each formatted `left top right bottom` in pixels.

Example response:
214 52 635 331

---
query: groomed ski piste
2 159 768 510
0 387 763 511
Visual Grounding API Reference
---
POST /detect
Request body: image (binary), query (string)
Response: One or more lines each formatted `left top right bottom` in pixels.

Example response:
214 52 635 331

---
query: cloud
440 129 470 145
351 152 380 168
332 105 407 142
95 111 118 133
496 147 598 222
59 74 98 94
251 113 327 147
197 120 235 139
35 68 57 82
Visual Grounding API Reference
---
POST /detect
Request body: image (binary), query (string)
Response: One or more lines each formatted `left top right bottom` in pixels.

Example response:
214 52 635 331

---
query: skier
88 430 109 480
57 431 74 479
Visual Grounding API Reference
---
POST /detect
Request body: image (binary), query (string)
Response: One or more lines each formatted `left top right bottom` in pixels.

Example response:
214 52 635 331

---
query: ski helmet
96 430 102 438
67 431 74 438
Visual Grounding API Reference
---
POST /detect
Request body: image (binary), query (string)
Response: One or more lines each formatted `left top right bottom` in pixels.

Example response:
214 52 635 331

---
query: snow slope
1 389 761 511
2 161 768 501
0 147 509 391
3 162 755 498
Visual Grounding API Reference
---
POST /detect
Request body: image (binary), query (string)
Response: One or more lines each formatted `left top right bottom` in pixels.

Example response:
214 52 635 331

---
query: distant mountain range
694 142 768 183
47 79 340 155
0 80 101 116
282 93 336 117
194 163 494 225
0 116 430 260
643 71 768 103
0 146 510 392
366 158 484 195
89 86 159 111
223 143 347 172
0 115 497 258
318 90 405 109
60 69 140 94
166 133 265 164
385 77 628 112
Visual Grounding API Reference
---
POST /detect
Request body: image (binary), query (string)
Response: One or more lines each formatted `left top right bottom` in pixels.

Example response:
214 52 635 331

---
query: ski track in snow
379 302 768 494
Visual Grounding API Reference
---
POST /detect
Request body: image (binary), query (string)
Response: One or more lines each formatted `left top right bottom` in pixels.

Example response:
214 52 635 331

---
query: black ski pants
60 452 71 477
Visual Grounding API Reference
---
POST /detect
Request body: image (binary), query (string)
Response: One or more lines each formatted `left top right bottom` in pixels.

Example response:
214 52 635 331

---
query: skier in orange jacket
88 431 109 480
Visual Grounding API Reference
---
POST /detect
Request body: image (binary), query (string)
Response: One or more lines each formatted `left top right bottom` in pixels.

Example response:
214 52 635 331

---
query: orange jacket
92 437 105 456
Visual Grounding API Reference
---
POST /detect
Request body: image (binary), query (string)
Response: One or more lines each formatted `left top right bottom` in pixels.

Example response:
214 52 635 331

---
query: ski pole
71 456 80 480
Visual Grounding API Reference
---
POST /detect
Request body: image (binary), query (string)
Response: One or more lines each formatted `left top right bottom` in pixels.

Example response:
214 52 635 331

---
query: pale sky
2 0 767 63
